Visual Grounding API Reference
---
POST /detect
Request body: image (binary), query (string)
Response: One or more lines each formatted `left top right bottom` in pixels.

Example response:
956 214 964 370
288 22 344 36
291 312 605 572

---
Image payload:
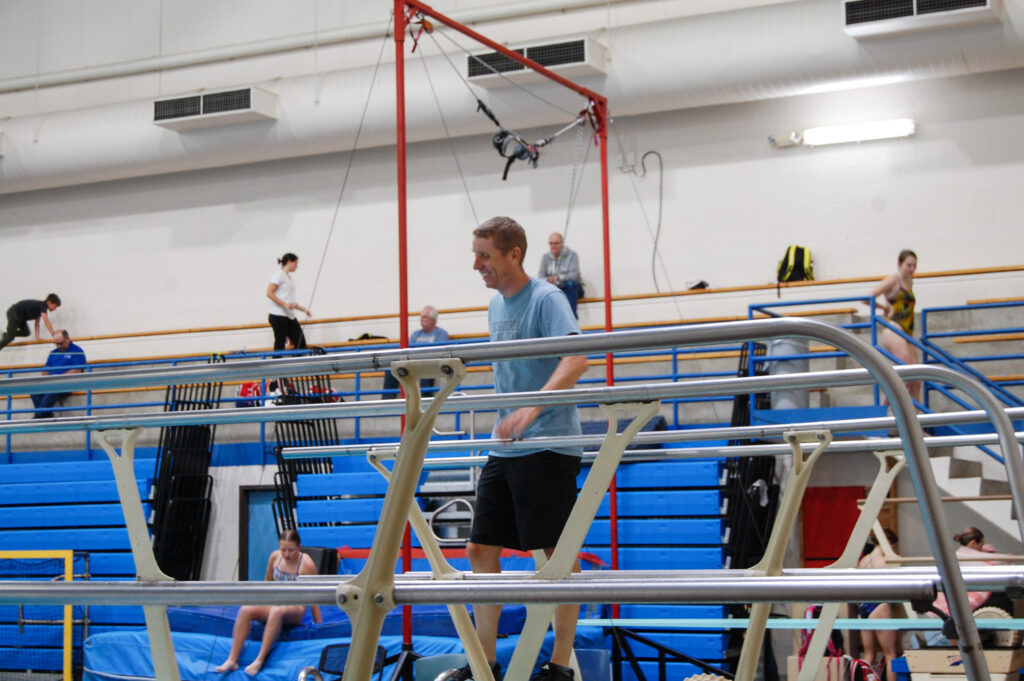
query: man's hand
547 275 558 284
495 406 541 440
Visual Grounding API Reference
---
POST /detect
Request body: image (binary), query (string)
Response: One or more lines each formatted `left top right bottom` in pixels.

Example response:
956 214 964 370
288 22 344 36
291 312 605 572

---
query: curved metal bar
0 318 951 395
0 575 937 606
0 317 990 677
898 364 1024 541
0 365 1018 439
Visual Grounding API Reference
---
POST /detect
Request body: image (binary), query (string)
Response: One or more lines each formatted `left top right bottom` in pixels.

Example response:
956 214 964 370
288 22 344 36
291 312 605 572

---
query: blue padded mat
82 628 608 681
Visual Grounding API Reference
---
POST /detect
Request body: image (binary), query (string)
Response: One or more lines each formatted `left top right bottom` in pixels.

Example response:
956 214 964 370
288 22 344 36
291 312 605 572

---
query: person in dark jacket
0 294 61 351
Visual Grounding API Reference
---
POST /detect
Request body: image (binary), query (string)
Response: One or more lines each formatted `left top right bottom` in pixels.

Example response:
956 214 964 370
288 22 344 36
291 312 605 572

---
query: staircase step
948 457 982 479
980 478 1011 496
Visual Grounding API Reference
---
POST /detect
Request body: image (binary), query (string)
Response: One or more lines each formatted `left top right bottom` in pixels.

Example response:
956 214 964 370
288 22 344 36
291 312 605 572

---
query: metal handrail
0 317 993 678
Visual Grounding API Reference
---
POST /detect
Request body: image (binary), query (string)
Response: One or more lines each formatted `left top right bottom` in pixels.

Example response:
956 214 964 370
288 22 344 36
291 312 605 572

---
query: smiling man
459 216 588 681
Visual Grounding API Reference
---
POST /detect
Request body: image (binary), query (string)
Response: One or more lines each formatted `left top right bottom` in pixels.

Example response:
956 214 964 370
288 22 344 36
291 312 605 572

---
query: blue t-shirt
410 327 450 345
488 278 582 457
45 342 86 375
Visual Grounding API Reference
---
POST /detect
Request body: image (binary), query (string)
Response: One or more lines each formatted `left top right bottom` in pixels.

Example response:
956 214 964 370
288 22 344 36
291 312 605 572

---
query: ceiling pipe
0 0 641 95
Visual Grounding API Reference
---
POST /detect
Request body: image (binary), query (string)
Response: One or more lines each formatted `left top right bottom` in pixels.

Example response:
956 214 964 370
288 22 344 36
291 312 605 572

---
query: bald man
538 233 582 318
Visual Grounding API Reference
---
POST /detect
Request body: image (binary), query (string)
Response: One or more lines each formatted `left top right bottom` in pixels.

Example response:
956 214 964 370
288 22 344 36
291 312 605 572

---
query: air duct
844 0 1002 38
467 37 607 88
154 87 278 131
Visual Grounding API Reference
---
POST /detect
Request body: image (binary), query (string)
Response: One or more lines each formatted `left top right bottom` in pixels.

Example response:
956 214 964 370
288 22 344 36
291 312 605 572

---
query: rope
640 151 664 292
610 119 725 424
562 120 591 243
306 14 394 314
416 35 478 226
422 24 592 182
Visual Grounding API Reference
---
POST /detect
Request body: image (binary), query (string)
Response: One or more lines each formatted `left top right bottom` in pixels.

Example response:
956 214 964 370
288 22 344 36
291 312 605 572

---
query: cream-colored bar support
796 452 907 681
530 549 581 679
735 430 832 681
94 428 180 681
505 402 661 681
339 359 465 681
365 450 490 681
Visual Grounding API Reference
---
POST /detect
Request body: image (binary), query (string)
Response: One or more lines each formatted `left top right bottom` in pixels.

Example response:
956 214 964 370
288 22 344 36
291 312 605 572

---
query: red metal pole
394 0 413 647
594 99 621 618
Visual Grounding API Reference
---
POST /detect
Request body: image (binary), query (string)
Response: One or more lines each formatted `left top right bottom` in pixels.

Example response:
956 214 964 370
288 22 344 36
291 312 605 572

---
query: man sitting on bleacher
31 329 86 419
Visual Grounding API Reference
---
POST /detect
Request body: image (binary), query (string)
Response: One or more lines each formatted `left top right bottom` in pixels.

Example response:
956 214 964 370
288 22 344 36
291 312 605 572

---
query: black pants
268 314 307 352
0 308 30 351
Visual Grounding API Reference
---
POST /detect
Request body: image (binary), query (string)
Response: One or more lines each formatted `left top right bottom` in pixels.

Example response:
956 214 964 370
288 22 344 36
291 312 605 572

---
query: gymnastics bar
278 361 1024 537
285 402 1024 457
0 573 944 606
0 318 955 395
0 318 993 679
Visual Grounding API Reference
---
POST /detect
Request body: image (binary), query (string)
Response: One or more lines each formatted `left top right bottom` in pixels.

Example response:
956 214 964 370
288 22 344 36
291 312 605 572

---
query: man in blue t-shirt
382 305 452 397
455 216 587 681
31 329 86 419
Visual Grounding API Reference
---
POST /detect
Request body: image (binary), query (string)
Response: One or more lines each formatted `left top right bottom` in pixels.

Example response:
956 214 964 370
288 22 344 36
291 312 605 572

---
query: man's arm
538 253 550 280
563 250 580 283
494 353 587 439
42 312 55 337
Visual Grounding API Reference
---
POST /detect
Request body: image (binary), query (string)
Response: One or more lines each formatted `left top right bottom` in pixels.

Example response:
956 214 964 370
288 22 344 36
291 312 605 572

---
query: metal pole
0 574 939 606
393 0 415 652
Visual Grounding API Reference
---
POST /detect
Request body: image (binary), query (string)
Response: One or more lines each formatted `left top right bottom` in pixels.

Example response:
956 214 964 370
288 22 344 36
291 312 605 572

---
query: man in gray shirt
537 233 583 318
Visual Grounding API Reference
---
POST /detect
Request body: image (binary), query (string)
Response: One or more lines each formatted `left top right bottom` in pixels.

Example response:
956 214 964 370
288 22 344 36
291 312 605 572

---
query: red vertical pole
595 99 621 617
394 0 413 647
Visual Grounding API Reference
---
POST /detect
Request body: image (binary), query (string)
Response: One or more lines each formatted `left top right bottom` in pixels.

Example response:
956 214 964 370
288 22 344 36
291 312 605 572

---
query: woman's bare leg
216 606 269 672
244 605 304 675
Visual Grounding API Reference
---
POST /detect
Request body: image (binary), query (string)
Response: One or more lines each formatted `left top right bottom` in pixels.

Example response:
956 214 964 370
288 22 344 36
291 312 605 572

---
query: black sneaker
447 661 501 681
531 661 574 681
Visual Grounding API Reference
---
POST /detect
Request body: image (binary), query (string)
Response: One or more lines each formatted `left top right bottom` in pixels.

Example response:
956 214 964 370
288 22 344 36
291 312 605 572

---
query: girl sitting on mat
215 529 321 675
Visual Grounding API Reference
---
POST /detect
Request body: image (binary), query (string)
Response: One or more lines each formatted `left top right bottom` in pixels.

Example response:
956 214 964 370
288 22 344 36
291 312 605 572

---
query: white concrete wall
2 68 1022 366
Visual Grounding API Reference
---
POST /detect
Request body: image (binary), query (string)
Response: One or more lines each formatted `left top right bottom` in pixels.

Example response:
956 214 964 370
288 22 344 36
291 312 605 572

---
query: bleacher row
293 451 731 681
0 450 734 679
0 456 157 671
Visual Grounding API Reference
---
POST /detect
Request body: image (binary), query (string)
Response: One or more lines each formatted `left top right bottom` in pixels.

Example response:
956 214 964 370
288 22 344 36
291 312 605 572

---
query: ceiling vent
153 87 277 131
844 0 1002 38
466 37 606 88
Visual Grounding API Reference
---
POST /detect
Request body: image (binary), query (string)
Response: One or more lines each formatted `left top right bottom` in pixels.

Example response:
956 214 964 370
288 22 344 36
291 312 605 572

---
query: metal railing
0 318 1009 681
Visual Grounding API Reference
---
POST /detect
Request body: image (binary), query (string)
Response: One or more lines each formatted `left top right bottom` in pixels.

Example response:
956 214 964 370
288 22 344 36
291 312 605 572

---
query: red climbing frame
392 0 620 639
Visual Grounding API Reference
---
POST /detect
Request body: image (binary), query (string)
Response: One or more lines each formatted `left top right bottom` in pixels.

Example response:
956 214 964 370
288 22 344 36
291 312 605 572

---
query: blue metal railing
0 331 748 459
6 297 1017 462
749 295 1023 464
922 299 1024 408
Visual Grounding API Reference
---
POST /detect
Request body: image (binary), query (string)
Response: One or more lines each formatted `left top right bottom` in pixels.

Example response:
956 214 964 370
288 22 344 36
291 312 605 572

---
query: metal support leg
797 451 906 681
366 449 488 681
339 359 465 681
735 429 832 681
505 402 661 681
94 428 180 681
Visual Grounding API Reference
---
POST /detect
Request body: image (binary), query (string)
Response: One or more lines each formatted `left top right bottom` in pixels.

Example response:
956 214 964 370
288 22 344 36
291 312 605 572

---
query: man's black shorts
470 450 581 551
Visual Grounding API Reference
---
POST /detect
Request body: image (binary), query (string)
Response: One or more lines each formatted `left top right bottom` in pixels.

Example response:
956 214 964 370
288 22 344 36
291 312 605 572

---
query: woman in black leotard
215 529 321 675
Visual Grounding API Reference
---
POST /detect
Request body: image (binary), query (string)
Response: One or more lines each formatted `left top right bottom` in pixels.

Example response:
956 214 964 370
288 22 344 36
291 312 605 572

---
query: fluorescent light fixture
801 118 916 146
